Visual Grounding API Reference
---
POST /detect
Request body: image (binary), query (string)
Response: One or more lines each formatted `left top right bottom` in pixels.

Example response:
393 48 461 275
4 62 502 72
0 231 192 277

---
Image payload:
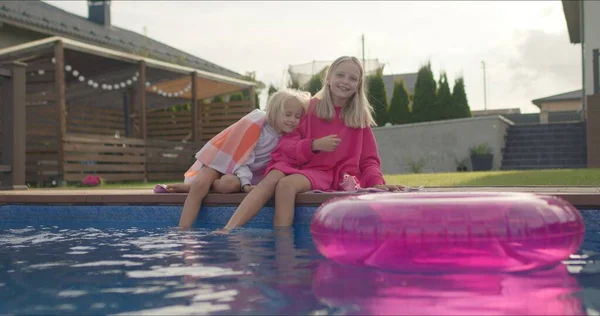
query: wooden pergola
0 36 257 186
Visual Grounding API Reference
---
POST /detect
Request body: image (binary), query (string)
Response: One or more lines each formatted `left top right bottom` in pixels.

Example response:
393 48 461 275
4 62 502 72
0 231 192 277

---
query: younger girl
177 88 310 229
220 56 403 232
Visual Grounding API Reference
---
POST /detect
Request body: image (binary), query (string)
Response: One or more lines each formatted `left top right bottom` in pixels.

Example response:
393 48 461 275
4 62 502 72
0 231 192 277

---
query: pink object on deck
310 192 586 273
81 175 101 187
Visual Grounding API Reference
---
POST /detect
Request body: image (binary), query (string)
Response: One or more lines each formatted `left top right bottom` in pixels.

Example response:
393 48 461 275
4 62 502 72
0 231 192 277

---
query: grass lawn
56 168 600 189
384 168 600 187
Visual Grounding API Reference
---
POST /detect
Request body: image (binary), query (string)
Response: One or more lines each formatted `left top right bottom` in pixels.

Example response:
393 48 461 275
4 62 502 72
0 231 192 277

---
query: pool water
0 211 599 315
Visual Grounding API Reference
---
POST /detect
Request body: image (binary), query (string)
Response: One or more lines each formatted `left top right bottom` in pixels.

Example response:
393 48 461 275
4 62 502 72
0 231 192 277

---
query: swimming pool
0 205 599 315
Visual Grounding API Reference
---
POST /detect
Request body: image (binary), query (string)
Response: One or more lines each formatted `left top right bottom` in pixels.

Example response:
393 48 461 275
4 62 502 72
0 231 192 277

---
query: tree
307 72 323 96
366 68 389 126
435 72 452 120
241 71 263 109
268 84 278 97
389 80 411 125
229 92 244 101
287 75 302 89
452 76 471 119
411 62 437 123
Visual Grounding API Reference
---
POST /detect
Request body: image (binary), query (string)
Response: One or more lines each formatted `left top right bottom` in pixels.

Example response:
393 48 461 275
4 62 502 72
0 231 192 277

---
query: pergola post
191 71 199 144
138 60 147 140
0 61 27 190
249 87 256 111
137 60 147 181
53 40 67 185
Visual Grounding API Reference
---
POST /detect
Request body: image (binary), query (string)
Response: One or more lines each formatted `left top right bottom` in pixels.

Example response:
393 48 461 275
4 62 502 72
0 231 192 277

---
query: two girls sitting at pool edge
220 55 403 231
174 55 404 230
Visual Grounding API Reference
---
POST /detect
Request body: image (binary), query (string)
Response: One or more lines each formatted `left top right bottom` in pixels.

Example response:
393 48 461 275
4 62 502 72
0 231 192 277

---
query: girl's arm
234 151 255 189
270 116 316 166
358 127 386 187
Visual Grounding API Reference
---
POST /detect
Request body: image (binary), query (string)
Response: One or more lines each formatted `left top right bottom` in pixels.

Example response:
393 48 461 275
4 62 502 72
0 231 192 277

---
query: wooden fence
68 105 125 136
4 93 253 185
148 109 191 141
199 100 253 143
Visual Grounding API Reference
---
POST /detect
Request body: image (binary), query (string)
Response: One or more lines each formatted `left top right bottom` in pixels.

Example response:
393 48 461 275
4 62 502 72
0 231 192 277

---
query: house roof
531 89 582 108
562 0 581 44
0 0 243 79
382 72 418 104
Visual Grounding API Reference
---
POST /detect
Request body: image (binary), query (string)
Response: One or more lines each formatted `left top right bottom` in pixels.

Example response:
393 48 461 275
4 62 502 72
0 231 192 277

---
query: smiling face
273 97 304 134
327 60 361 106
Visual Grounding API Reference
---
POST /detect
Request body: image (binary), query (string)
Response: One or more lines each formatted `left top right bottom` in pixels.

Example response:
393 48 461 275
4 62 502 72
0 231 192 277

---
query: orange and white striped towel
184 109 266 184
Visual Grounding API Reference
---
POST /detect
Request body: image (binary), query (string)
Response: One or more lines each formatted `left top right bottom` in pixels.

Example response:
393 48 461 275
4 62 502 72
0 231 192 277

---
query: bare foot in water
211 228 231 235
165 183 191 193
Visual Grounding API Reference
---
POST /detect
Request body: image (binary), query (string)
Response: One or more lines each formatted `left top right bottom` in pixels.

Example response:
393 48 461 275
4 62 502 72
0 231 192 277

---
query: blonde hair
265 87 311 127
313 56 375 128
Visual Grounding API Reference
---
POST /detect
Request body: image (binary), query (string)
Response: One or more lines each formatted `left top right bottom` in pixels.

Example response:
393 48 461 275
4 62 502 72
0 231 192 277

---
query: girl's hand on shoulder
242 184 254 193
373 184 405 192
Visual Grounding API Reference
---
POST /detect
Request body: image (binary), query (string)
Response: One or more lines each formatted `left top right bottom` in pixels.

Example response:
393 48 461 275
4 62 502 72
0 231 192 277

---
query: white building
562 0 600 114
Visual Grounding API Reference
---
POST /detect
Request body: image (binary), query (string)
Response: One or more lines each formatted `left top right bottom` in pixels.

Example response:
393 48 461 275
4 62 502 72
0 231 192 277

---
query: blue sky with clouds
45 0 581 113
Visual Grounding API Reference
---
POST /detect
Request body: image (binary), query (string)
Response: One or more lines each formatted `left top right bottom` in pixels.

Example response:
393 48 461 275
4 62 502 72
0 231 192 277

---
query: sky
45 0 582 113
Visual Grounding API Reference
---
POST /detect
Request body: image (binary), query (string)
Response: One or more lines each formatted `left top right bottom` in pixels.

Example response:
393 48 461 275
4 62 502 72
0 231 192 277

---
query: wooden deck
0 186 599 208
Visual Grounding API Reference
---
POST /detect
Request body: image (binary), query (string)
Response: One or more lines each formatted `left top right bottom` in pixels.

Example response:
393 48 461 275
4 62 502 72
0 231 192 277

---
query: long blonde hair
265 88 311 127
313 56 375 128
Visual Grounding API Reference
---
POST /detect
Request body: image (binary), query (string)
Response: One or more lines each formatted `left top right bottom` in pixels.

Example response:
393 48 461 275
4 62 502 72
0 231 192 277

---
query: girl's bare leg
179 167 221 229
212 175 241 193
222 170 286 231
273 174 311 227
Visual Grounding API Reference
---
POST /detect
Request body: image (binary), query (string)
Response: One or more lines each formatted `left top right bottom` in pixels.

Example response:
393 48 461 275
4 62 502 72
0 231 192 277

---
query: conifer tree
436 72 452 120
412 61 437 123
389 80 411 124
366 68 389 126
452 76 471 118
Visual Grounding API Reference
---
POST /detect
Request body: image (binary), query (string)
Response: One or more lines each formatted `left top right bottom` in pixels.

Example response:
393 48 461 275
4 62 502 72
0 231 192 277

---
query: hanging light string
28 58 192 98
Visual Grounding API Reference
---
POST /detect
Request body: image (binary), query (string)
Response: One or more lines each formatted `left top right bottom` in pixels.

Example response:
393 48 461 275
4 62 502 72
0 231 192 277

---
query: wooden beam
191 71 198 143
249 87 256 111
54 40 67 184
0 61 28 190
138 60 148 182
127 91 134 137
139 60 147 140
0 39 55 64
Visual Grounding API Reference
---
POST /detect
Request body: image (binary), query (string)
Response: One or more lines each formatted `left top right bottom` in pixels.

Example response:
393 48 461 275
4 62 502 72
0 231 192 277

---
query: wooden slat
63 172 145 182
147 172 184 181
64 134 146 146
68 126 125 135
147 130 189 137
64 154 145 163
63 143 146 155
147 111 192 119
63 163 145 173
69 116 124 126
200 107 251 115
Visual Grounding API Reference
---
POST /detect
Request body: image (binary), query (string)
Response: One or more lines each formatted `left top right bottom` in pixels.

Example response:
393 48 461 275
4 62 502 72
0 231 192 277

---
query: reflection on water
0 223 597 315
314 261 584 315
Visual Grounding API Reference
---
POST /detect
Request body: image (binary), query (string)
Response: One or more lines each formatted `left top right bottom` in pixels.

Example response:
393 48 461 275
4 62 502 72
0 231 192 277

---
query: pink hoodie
266 98 385 191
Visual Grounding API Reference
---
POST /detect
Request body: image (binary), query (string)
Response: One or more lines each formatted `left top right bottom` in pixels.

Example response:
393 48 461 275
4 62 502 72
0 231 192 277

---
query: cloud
507 29 581 94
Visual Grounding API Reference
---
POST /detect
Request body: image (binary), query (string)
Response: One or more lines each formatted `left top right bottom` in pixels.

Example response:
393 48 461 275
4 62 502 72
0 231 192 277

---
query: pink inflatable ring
311 192 585 273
